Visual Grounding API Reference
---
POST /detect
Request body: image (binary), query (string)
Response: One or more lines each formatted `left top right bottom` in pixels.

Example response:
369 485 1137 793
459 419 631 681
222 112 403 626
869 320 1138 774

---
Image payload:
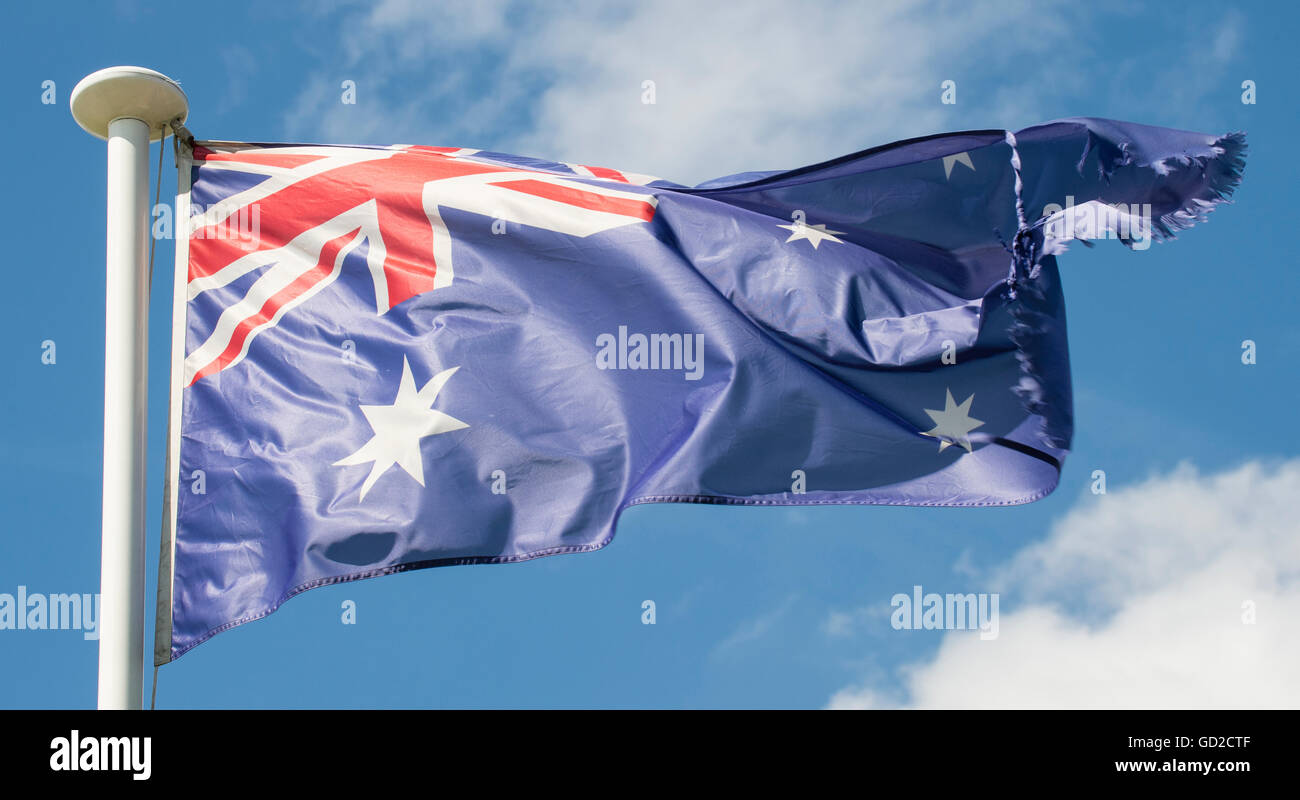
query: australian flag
155 118 1245 663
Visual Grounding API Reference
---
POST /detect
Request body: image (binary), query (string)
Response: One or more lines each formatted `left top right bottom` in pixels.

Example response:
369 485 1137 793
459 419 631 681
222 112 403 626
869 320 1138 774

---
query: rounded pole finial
70 66 189 142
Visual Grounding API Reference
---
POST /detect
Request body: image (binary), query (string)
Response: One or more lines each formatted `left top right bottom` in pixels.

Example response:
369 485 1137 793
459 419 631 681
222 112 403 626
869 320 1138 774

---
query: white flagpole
70 67 188 710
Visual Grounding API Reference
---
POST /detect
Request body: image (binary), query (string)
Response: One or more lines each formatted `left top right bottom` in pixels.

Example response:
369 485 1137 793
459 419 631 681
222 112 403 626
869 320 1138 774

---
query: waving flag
155 119 1245 663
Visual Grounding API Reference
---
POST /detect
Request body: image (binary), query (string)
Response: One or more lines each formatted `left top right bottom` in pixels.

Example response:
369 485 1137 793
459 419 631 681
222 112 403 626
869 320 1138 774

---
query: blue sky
2 0 1297 708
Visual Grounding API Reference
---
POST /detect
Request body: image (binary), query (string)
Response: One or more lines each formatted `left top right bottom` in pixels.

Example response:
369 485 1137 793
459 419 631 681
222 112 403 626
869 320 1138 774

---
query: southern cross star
776 221 845 249
922 388 984 453
942 151 975 180
334 357 468 500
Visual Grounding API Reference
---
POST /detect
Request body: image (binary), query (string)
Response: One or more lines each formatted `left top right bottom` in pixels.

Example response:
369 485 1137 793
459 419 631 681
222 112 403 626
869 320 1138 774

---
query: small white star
942 151 975 180
922 388 984 453
777 221 845 249
334 357 468 500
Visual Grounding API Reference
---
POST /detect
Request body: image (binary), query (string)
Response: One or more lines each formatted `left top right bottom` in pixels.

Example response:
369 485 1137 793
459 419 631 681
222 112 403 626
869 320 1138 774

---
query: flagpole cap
70 66 189 141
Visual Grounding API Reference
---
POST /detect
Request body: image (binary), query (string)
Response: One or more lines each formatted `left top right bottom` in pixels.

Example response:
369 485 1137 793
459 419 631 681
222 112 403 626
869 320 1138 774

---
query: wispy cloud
821 602 892 638
711 594 798 661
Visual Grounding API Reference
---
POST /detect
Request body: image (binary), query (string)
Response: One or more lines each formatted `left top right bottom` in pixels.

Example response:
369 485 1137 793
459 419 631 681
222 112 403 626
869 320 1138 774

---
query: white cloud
827 460 1300 709
502 0 1045 183
281 1 1245 184
284 0 1095 184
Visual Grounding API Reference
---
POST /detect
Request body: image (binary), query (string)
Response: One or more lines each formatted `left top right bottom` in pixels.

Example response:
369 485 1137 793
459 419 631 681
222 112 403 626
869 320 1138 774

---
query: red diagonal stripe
493 178 655 221
194 150 328 169
582 165 629 183
188 228 361 386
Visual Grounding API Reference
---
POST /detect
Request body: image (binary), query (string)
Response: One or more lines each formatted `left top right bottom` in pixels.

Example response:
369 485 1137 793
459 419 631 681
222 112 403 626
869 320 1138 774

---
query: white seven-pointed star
922 388 984 453
942 151 975 180
777 221 845 249
334 357 468 500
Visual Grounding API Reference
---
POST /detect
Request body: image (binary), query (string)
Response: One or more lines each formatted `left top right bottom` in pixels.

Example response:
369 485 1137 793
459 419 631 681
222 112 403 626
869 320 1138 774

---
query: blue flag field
154 118 1245 663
